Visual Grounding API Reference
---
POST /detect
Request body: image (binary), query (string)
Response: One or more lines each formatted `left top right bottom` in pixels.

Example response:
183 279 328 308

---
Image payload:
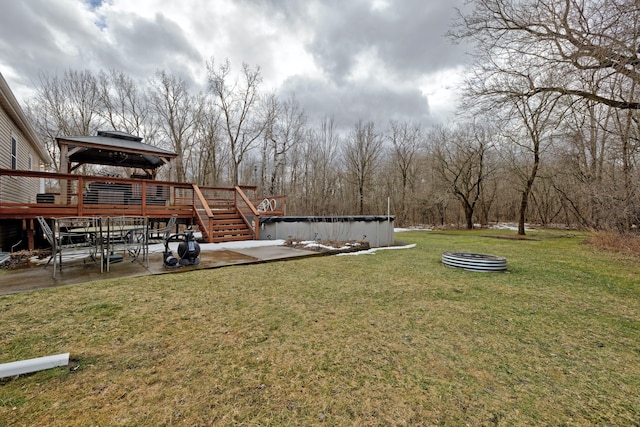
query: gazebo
57 130 177 179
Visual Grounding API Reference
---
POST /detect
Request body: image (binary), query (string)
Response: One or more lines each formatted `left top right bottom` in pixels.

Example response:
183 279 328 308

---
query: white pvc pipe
0 353 70 378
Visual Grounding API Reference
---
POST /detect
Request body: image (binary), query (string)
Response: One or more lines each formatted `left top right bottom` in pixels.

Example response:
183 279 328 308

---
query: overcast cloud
0 0 469 130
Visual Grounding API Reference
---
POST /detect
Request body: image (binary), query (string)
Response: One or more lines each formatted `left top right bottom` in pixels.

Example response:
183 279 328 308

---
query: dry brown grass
585 230 640 257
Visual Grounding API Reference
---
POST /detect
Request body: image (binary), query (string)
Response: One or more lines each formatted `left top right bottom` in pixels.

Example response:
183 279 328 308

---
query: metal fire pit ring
442 252 507 272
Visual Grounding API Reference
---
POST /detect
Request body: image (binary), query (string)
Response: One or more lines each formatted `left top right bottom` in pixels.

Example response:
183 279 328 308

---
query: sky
0 0 470 131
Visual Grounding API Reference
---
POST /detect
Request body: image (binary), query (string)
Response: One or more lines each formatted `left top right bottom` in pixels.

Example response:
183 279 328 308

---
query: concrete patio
0 240 317 295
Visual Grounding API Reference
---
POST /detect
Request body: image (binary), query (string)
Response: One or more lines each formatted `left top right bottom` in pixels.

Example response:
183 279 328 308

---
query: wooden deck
0 168 285 250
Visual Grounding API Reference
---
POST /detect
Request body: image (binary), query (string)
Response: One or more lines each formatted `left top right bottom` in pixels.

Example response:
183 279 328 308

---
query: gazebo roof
57 130 177 173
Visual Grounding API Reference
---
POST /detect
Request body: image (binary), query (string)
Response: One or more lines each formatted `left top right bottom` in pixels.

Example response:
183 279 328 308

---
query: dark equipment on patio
163 226 201 268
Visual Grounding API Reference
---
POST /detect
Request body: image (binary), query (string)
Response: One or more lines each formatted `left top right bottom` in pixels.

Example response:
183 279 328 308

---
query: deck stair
192 184 254 243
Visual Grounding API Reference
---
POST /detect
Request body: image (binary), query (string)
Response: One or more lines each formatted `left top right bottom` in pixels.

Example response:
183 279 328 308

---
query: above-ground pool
259 216 395 247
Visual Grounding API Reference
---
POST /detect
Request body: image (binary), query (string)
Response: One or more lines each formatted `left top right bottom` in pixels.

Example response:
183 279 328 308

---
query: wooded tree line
25 0 640 233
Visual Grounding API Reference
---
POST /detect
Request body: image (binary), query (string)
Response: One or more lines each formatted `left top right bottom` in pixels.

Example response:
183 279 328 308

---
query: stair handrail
192 184 214 218
234 186 260 217
234 186 259 239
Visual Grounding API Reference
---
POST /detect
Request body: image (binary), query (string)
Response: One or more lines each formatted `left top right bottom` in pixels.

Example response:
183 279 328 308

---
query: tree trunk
518 152 540 236
464 204 474 230
518 189 529 236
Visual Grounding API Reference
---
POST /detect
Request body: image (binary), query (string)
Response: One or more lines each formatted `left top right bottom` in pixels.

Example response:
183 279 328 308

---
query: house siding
0 107 30 250
0 106 41 203
0 73 51 251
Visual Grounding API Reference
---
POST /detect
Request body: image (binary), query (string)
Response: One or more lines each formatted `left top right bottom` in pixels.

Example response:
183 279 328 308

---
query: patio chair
107 216 148 261
37 217 101 279
36 216 61 269
102 216 149 272
56 217 97 245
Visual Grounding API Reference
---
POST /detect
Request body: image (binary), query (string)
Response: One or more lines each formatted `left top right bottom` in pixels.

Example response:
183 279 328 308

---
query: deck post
25 218 35 250
77 176 84 215
59 143 68 204
141 180 147 216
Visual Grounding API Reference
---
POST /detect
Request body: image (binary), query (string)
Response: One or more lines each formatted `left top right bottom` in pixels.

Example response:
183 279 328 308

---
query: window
11 136 17 169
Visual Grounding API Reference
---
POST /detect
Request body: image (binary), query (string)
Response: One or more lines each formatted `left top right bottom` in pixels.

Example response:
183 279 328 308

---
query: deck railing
0 168 194 219
0 169 285 220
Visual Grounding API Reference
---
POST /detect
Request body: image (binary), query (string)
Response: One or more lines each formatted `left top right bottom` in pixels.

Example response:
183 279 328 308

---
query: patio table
66 216 149 273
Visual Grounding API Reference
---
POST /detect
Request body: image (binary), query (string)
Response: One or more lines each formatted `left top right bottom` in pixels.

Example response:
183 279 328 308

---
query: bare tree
552 99 613 228
193 98 226 186
386 120 424 226
148 70 201 182
502 91 563 235
98 69 156 141
261 94 307 196
299 116 343 214
27 69 103 171
610 107 640 230
451 0 578 234
343 120 384 215
451 0 640 110
207 58 266 185
432 123 494 229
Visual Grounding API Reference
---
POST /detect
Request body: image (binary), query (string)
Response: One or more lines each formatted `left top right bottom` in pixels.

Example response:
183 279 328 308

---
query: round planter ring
442 252 507 272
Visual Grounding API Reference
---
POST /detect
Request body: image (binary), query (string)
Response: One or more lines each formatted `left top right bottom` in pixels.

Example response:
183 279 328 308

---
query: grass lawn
1 229 639 426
